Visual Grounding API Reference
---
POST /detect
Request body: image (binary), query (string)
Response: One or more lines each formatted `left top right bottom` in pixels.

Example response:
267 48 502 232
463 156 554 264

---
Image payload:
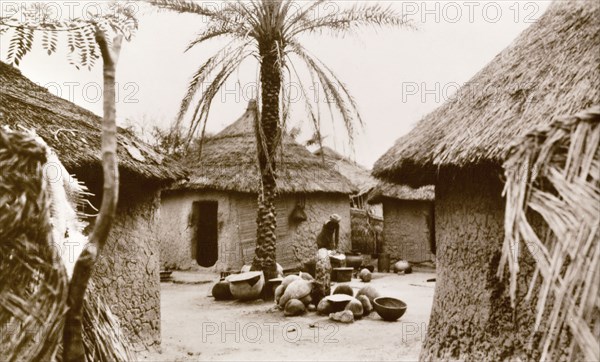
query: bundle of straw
500 106 600 361
0 127 68 361
0 127 133 361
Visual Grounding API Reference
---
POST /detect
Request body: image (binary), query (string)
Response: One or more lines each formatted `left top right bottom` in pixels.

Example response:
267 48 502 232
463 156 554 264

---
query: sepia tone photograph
0 1 598 361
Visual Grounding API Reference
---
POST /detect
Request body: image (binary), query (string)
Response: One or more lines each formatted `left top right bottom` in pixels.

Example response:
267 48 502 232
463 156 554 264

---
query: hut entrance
192 201 218 267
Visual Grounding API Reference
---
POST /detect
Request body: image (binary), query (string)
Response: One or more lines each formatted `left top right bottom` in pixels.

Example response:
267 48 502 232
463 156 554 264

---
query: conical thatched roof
0 61 184 182
181 101 357 194
313 146 378 195
373 0 600 187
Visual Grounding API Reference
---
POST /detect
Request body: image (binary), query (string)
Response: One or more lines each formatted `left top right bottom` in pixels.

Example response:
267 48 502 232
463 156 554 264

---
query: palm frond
146 0 236 25
176 41 250 125
289 3 414 37
185 44 253 145
289 41 360 144
282 0 327 35
185 22 250 52
284 56 325 153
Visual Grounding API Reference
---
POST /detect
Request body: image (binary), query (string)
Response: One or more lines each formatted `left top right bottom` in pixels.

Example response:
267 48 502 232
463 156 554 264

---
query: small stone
329 310 354 323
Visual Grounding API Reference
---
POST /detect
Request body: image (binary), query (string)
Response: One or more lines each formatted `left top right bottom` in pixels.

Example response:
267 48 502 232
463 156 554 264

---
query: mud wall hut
0 61 184 347
368 182 434 263
158 101 356 272
372 1 599 360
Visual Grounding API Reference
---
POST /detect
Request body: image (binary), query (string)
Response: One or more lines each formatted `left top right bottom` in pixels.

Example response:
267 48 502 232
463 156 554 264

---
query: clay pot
373 297 407 321
346 254 363 269
324 294 354 312
227 271 265 301
212 280 234 300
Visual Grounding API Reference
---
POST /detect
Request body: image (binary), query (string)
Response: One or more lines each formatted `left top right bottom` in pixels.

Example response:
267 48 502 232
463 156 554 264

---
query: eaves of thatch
313 146 378 195
179 102 357 195
367 181 434 204
372 0 600 187
0 61 185 183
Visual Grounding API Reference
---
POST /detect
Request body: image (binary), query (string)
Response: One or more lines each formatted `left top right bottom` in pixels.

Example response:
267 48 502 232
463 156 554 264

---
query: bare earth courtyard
138 272 435 362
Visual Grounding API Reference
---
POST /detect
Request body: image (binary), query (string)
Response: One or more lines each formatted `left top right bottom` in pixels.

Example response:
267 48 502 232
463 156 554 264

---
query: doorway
191 201 218 267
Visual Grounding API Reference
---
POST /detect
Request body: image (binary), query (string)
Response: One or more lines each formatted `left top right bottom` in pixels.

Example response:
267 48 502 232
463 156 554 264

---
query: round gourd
359 268 372 282
317 298 333 315
300 272 314 281
357 295 373 316
299 293 312 306
344 298 364 318
279 280 312 308
281 274 301 289
284 299 306 316
333 284 354 297
274 284 285 304
212 280 233 300
356 285 380 304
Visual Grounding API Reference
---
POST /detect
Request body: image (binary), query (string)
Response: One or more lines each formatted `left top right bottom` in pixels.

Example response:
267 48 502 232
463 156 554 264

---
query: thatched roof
373 0 600 187
180 101 357 194
0 61 184 183
313 146 378 195
368 181 434 203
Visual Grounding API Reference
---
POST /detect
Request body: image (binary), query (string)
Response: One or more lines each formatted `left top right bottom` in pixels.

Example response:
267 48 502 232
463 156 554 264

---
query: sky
0 0 552 168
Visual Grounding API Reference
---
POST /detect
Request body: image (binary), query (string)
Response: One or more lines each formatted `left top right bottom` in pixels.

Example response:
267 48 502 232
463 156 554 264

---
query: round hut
0 61 185 347
158 101 357 272
368 182 435 264
372 1 599 360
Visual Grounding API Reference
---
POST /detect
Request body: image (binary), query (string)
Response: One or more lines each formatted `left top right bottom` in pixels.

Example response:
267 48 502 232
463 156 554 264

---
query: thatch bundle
500 106 600 361
0 127 133 361
0 127 68 361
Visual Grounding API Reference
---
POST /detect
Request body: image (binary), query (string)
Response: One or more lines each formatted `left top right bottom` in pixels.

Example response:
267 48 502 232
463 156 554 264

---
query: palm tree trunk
251 38 282 282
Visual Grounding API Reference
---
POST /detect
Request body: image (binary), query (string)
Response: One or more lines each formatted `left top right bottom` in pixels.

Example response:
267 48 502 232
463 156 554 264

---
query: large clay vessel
227 271 265 301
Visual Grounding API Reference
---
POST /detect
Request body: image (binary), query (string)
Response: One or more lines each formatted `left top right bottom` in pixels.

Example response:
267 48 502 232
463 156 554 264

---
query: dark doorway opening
191 201 218 267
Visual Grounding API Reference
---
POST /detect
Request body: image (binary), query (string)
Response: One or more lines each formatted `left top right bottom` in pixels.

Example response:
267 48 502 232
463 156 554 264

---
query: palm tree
149 0 412 280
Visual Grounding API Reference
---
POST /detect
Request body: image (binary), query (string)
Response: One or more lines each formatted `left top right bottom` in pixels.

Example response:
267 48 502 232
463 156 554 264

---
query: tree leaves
41 27 58 55
148 0 410 152
0 3 138 70
6 26 34 66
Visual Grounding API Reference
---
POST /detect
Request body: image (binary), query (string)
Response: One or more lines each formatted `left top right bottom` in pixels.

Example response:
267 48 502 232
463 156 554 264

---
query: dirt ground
137 271 435 361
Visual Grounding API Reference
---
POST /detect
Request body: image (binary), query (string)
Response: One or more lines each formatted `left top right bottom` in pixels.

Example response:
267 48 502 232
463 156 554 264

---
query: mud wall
286 193 352 267
420 167 543 361
157 190 236 271
382 199 434 263
158 191 351 271
92 189 162 348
